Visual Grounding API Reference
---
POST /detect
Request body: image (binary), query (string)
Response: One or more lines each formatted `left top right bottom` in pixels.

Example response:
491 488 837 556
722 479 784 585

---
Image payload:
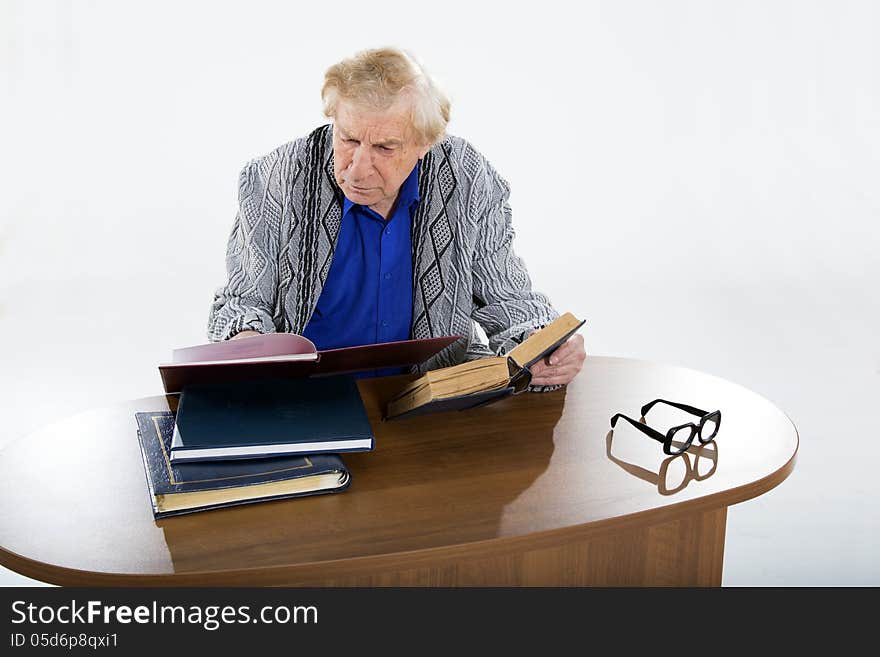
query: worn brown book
385 312 585 420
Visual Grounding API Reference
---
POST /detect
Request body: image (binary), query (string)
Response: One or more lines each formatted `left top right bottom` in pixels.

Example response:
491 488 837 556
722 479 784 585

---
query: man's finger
531 374 570 386
547 340 576 365
530 362 579 384
529 360 548 375
535 357 574 377
548 334 585 365
547 343 568 365
550 345 582 366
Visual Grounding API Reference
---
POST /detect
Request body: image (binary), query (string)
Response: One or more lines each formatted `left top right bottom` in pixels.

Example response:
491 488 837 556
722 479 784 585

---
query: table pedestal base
280 507 727 587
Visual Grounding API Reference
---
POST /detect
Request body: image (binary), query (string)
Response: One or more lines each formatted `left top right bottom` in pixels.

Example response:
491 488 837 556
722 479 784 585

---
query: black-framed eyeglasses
610 399 721 456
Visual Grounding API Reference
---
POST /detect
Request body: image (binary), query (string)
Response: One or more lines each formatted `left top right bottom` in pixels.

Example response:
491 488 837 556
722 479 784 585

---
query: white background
1 0 877 586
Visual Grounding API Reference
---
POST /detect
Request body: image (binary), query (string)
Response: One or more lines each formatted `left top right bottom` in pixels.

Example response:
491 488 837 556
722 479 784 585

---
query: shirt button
385 227 391 235
382 320 389 327
384 272 392 280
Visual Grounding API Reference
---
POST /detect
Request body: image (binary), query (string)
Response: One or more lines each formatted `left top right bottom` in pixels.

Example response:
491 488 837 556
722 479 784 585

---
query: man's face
332 97 429 218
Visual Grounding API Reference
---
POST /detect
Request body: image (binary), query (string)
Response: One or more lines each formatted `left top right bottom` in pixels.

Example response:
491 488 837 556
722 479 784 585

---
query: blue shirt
302 163 419 377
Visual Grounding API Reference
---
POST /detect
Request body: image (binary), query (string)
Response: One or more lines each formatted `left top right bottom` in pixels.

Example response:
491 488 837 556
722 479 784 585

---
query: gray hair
322 47 451 146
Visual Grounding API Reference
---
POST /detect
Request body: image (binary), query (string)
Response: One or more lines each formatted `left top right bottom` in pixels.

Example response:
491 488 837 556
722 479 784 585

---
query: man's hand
231 330 261 340
528 333 586 387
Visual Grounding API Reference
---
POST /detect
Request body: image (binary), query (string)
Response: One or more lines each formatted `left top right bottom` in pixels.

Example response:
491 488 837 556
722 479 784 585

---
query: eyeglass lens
699 412 721 443
669 425 695 454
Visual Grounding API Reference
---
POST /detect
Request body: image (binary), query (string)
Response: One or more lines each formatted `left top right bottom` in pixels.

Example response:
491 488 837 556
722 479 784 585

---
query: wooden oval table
0 356 798 586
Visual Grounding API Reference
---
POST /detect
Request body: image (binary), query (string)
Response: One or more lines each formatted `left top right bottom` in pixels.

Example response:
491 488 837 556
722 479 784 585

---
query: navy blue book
134 411 351 518
169 375 374 463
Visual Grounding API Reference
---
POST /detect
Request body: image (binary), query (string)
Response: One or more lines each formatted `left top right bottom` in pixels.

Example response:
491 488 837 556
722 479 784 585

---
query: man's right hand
231 330 261 340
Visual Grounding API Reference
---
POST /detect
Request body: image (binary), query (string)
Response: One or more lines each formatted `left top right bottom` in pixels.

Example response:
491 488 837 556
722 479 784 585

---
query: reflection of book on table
134 411 351 518
158 333 460 393
169 376 374 463
385 312 586 420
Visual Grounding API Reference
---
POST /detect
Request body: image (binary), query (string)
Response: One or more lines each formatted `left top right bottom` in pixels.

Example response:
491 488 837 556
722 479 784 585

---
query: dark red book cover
159 334 460 393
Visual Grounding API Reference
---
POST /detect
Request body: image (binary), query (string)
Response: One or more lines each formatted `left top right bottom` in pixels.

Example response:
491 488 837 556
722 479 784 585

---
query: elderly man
207 47 585 387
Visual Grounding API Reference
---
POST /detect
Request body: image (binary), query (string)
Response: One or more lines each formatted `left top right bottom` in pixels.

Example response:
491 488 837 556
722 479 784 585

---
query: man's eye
377 145 392 152
345 138 359 144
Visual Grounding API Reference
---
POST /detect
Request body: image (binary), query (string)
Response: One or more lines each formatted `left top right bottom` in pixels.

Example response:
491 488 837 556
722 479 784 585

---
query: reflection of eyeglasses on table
605 431 719 495
610 399 721 456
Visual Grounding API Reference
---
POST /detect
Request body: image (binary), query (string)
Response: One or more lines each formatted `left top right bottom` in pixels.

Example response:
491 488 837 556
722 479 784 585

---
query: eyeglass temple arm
610 414 667 444
641 399 709 418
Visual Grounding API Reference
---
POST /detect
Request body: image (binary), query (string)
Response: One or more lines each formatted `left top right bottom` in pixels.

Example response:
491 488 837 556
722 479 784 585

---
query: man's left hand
528 334 586 387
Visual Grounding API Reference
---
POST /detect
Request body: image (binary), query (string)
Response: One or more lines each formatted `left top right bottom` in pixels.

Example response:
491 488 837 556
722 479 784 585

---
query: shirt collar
343 161 421 218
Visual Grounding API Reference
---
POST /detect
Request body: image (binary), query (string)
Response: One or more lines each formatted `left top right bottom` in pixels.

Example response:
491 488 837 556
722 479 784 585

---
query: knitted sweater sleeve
469 154 560 358
206 147 290 342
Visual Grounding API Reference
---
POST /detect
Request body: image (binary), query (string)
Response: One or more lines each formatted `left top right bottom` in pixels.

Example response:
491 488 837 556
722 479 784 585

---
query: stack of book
136 333 457 518
134 409 355 518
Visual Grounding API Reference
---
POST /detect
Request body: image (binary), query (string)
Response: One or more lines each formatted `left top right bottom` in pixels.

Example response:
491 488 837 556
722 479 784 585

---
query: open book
159 333 460 394
385 312 585 420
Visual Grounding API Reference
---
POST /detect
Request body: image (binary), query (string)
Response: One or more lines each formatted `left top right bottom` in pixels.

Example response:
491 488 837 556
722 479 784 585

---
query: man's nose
348 145 372 180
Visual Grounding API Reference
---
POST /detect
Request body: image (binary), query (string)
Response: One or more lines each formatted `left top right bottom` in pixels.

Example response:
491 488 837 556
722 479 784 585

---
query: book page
169 333 318 364
428 357 510 397
508 313 584 368
386 358 511 418
386 356 510 418
389 357 506 401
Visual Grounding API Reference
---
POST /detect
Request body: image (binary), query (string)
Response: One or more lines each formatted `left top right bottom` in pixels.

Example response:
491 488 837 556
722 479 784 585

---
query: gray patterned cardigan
207 124 560 376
